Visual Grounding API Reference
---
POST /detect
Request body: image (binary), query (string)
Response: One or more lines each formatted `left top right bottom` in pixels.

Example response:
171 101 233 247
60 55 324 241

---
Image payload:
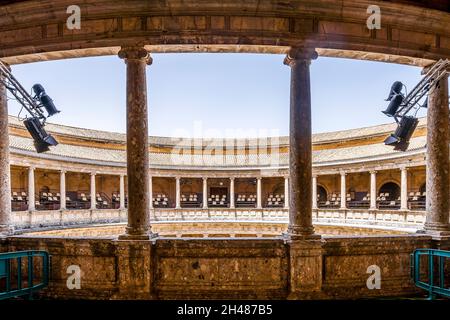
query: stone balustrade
10 207 426 231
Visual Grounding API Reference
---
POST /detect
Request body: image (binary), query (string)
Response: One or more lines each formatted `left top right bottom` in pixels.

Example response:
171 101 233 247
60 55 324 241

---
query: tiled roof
9 115 427 147
9 133 427 168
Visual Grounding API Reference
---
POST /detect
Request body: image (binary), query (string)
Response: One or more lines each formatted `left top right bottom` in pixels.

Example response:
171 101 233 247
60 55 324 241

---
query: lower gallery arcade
1 46 449 299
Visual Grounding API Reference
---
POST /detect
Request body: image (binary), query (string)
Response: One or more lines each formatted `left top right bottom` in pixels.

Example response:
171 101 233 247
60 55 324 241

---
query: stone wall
1 234 434 299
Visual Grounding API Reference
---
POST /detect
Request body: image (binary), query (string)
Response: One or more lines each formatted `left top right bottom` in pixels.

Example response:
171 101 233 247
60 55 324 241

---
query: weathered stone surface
2 234 439 299
424 75 450 236
0 72 12 236
285 47 319 240
118 46 153 240
0 1 449 65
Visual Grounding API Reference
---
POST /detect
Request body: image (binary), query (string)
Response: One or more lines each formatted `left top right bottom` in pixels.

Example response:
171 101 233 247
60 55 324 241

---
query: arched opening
317 185 327 203
378 182 400 201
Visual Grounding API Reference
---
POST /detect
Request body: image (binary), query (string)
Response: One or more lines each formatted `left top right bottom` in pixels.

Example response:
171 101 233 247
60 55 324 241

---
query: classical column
119 174 125 209
284 47 319 239
202 177 208 209
148 174 153 209
28 166 35 211
0 69 12 235
424 75 450 235
340 172 347 209
284 176 289 209
175 176 181 209
400 167 408 210
370 171 377 210
312 175 318 209
90 172 96 210
256 177 262 209
229 177 235 209
118 46 153 240
59 170 66 210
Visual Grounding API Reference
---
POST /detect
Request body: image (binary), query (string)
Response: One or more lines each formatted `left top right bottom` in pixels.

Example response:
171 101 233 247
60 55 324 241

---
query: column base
284 226 321 241
118 226 158 241
118 232 159 241
286 237 324 298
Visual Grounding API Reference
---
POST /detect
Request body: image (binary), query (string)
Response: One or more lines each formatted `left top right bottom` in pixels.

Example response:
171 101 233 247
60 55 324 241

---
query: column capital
312 174 318 179
90 172 96 176
369 170 377 174
60 169 66 174
28 165 35 171
229 176 235 181
283 47 318 67
118 46 152 65
339 171 347 176
399 166 409 172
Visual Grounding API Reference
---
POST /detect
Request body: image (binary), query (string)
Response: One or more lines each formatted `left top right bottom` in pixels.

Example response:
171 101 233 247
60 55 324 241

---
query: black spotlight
421 98 428 109
32 84 60 117
23 117 58 153
382 94 404 117
384 116 419 151
386 81 404 101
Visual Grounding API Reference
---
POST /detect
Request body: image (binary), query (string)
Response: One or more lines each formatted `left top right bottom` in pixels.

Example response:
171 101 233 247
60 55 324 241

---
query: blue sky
7 53 425 138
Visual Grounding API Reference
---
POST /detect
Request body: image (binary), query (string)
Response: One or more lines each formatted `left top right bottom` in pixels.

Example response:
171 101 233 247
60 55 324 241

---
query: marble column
118 46 153 240
312 175 318 209
119 174 125 209
175 176 181 209
59 170 66 210
256 177 262 209
340 172 347 209
0 70 12 235
202 177 208 209
28 166 35 211
370 171 377 210
229 177 235 209
284 47 319 240
90 172 96 210
400 167 408 210
284 176 289 209
424 75 450 235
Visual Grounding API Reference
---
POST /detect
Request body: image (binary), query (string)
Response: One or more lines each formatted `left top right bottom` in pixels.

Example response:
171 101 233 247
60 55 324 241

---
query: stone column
90 172 96 210
424 75 450 235
59 170 66 210
284 47 319 240
400 167 408 210
148 174 153 209
229 177 235 209
202 177 208 209
119 174 125 209
175 176 181 209
284 176 289 209
312 175 318 209
0 69 12 235
118 46 153 240
28 166 35 211
256 177 262 209
340 172 347 209
370 171 377 210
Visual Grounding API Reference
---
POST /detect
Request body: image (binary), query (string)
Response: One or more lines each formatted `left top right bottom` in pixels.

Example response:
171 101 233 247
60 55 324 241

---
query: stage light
32 84 60 117
23 117 58 153
386 81 404 101
382 94 404 117
384 116 419 151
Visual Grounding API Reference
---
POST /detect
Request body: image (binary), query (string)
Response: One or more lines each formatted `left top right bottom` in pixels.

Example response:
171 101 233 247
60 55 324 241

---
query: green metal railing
0 250 49 300
411 248 450 299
